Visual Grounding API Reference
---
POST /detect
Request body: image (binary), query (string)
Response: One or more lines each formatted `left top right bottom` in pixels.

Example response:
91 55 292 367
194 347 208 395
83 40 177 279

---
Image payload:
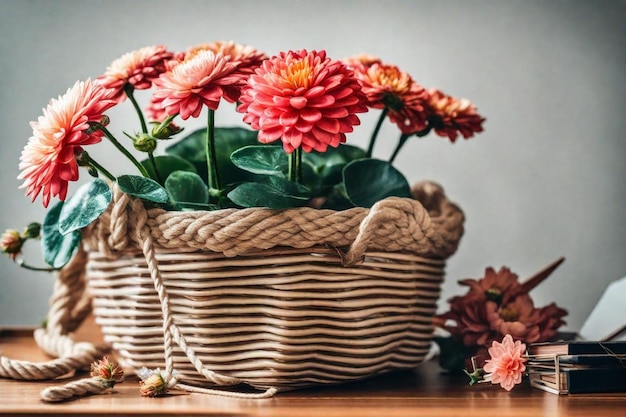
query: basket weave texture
83 180 464 393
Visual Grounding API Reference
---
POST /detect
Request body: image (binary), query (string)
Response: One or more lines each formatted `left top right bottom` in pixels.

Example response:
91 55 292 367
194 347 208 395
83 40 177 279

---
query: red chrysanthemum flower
152 50 243 120
350 62 428 134
238 49 368 153
97 45 174 103
18 79 116 207
458 266 526 305
426 88 485 142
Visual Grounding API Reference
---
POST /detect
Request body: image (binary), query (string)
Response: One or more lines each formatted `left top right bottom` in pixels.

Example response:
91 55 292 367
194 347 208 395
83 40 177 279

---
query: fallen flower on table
482 334 527 391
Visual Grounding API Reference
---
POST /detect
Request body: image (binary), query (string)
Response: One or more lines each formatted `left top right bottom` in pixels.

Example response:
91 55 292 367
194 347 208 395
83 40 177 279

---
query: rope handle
131 197 279 398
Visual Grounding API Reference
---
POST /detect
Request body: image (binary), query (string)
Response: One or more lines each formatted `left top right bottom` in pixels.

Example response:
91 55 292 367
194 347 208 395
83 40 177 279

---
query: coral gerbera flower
18 79 116 207
426 88 485 142
350 62 428 134
97 45 174 103
483 334 527 391
342 54 382 69
152 50 242 120
238 49 368 153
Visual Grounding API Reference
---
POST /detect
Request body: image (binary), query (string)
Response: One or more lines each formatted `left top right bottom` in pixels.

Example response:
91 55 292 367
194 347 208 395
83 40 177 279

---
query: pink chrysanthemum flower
97 45 173 103
426 88 485 142
350 62 428 134
238 49 368 153
180 41 267 76
18 79 116 207
152 50 242 120
483 334 527 391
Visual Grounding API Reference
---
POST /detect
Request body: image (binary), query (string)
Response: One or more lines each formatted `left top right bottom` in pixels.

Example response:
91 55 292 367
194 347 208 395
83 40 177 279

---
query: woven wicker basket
82 180 464 394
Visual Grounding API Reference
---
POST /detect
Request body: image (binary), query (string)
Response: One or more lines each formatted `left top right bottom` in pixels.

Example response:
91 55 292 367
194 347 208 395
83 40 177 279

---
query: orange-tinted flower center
280 58 313 90
499 307 519 322
369 66 411 94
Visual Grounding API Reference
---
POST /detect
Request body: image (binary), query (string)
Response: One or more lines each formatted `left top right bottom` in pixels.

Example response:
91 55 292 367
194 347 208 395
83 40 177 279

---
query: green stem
205 109 221 195
288 148 302 183
91 122 150 177
124 84 148 134
366 107 389 158
389 133 410 164
85 154 116 181
148 151 162 184
17 259 60 272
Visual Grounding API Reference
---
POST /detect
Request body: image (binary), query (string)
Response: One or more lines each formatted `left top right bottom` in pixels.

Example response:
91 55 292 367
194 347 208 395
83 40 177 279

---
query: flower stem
366 107 389 158
389 133 410 164
85 154 116 182
148 151 162 184
288 148 302 183
91 122 150 178
124 84 148 134
17 259 60 272
205 109 221 196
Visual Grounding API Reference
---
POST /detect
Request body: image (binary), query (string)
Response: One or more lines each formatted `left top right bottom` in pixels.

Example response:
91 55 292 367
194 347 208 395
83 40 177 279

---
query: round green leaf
42 201 81 268
343 159 412 208
141 155 196 184
230 145 287 176
58 179 111 235
227 177 310 209
165 171 209 209
117 175 170 203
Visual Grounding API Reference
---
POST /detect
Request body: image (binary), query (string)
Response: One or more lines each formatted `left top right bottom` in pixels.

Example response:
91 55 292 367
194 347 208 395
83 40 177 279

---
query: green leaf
433 336 471 373
117 175 170 203
230 145 288 176
227 176 310 209
58 179 111 235
166 127 259 185
342 158 412 208
165 171 210 210
41 201 81 268
141 155 196 185
302 144 367 193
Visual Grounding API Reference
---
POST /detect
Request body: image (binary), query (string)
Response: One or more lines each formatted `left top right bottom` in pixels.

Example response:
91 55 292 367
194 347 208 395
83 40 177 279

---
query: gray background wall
0 0 624 334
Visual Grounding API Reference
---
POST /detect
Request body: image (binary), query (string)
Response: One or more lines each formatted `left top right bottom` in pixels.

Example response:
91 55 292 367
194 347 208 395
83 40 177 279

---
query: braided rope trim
86 181 465 264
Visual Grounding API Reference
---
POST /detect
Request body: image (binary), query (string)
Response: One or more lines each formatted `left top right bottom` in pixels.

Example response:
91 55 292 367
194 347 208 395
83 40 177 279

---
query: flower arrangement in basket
1 42 484 400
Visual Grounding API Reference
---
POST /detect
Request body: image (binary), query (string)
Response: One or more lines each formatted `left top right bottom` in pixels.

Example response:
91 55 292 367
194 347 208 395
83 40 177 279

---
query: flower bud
1 229 23 260
139 372 168 397
22 222 41 239
133 134 157 153
151 121 183 140
90 356 124 388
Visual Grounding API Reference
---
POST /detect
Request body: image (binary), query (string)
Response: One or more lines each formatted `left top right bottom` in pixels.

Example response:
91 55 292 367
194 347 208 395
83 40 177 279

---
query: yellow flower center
280 58 313 89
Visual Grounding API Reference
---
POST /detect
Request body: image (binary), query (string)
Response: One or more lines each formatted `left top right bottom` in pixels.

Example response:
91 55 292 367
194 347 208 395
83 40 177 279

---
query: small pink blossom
1 229 23 260
483 334 527 391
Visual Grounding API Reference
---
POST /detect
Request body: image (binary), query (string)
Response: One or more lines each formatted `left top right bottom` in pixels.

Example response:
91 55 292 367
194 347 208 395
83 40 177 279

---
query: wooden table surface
1 320 625 417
